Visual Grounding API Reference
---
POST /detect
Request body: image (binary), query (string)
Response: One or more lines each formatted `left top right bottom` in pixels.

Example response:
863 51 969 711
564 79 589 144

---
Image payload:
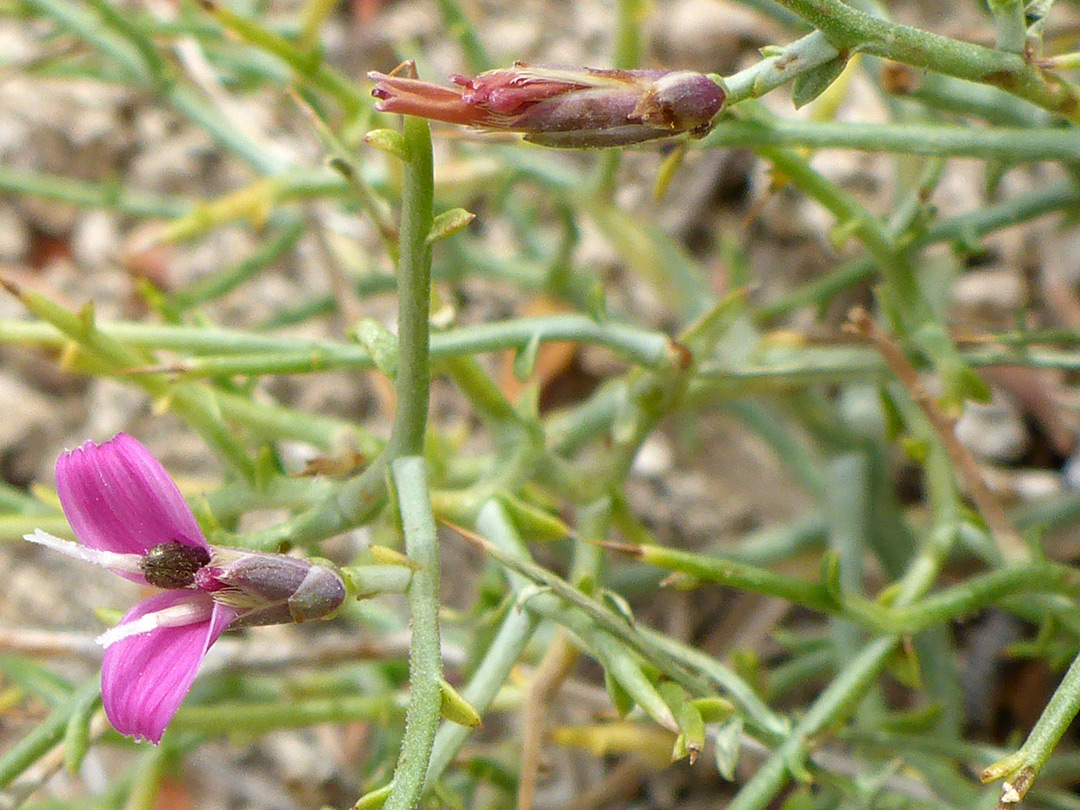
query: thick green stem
386 116 434 460
771 0 1080 121
383 457 442 810
361 116 439 810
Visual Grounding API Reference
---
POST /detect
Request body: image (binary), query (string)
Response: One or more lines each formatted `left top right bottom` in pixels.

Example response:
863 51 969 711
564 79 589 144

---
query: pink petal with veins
101 590 238 744
56 434 208 565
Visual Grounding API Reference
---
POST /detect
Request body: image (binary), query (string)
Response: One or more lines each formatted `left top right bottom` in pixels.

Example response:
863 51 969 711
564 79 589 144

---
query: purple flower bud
368 62 726 148
196 549 347 627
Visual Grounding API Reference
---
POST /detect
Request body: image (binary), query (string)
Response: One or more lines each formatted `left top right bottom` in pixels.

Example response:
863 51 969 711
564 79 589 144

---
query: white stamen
24 529 144 577
96 600 214 648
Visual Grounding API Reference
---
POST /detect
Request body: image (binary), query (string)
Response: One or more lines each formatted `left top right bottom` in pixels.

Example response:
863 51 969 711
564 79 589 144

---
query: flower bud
368 63 726 148
196 549 347 627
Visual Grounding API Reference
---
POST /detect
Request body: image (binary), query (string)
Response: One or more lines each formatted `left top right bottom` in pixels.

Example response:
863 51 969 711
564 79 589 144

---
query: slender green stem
722 32 840 106
231 115 436 551
0 678 101 788
5 284 254 479
758 179 1080 322
458 521 710 696
727 503 957 808
987 0 1027 54
0 165 190 219
385 115 434 460
982 651 1080 799
771 0 1080 121
433 0 491 73
700 117 1080 163
383 457 442 810
203 1 366 113
90 315 675 377
897 73 1052 127
424 579 539 784
474 499 787 737
173 693 402 734
171 222 305 311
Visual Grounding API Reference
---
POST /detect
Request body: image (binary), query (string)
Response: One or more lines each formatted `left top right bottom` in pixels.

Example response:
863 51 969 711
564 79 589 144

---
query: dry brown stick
518 631 579 810
844 307 1029 563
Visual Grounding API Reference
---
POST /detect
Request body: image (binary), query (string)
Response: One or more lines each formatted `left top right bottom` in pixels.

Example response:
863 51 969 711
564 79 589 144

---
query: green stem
232 115 435 550
173 693 402 734
171 222 305 310
383 457 442 810
722 32 840 106
0 678 101 788
476 499 788 739
701 117 1080 163
983 651 1080 798
771 0 1080 121
0 165 189 219
988 0 1027 54
758 179 1080 322
433 0 491 73
205 1 366 113
87 315 674 378
385 115 434 459
726 514 956 809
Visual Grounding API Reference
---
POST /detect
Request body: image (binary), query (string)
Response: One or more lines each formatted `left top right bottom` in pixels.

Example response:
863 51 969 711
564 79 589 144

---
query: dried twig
518 631 579 810
845 307 1029 562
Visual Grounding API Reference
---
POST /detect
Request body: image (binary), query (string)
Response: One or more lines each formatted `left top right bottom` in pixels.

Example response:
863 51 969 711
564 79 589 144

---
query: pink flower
26 434 346 743
368 62 726 148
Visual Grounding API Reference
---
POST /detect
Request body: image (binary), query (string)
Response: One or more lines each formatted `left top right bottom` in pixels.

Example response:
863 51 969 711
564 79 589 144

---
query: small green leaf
370 544 421 569
353 784 391 810
826 216 862 251
427 208 476 244
76 301 96 335
877 385 905 441
605 669 635 717
439 678 482 728
327 155 356 180
887 641 923 690
253 445 278 493
653 143 687 200
691 696 734 723
675 702 705 764
820 550 842 604
792 56 847 108
713 716 743 780
783 747 814 783
497 492 571 542
599 589 635 627
353 318 399 379
363 128 407 159
513 332 542 382
584 281 607 322
64 691 101 773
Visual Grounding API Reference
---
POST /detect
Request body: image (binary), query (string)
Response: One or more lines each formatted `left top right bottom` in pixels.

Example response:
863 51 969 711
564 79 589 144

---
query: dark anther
140 541 211 589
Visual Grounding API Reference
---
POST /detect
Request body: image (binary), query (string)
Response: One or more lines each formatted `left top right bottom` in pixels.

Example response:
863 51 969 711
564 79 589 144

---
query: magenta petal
56 434 208 556
101 590 238 744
